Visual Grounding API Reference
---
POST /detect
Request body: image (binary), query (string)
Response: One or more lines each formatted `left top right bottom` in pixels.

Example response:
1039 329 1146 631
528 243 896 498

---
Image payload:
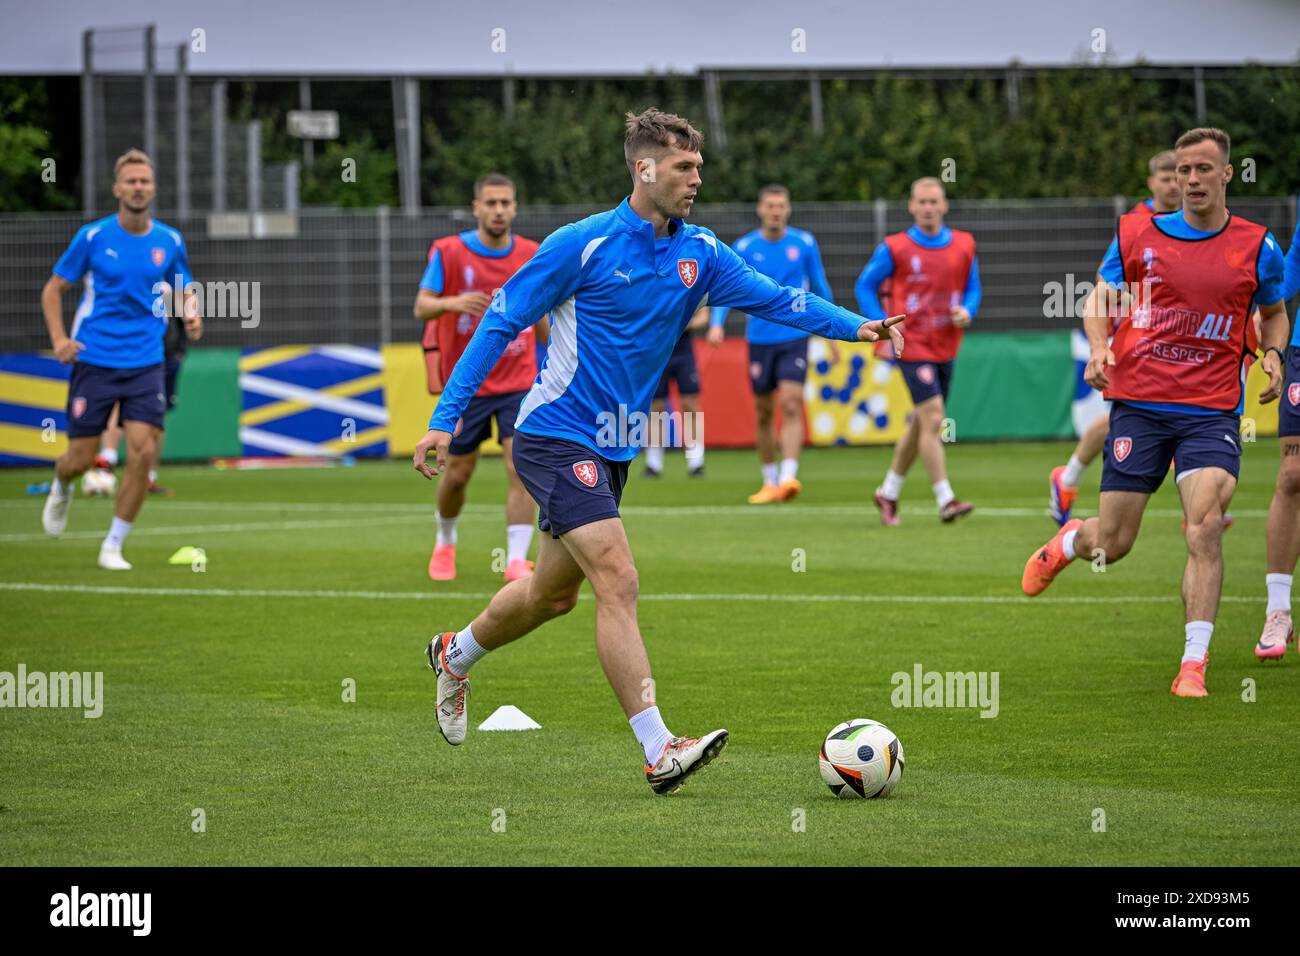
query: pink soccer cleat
1255 610 1295 661
1022 518 1082 597
428 543 457 581
1171 656 1209 698
504 558 534 582
874 489 900 526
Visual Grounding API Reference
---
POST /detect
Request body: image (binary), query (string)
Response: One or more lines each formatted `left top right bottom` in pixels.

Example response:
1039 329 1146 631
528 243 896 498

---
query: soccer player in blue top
40 149 202 569
412 108 904 794
706 185 834 503
1257 195 1300 659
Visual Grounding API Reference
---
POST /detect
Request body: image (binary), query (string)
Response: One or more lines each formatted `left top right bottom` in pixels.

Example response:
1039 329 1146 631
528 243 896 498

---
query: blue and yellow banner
0 355 70 465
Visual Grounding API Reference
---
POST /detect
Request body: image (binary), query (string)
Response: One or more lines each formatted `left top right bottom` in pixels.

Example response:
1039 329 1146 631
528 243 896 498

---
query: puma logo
613 268 633 284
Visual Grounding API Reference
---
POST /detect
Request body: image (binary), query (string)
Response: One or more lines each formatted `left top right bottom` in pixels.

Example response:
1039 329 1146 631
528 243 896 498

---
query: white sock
100 447 118 467
1062 454 1085 488
444 623 487 677
506 523 533 564
630 705 673 766
1266 573 1293 614
881 469 905 500
1062 529 1079 561
435 512 458 547
1183 620 1213 663
645 445 665 473
779 458 799 483
761 463 778 487
932 479 955 509
685 442 704 469
52 475 70 497
103 517 132 551
148 468 158 483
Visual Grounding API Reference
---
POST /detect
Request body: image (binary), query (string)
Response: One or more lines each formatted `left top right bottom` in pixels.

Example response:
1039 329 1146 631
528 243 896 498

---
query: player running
706 185 833 504
415 173 549 583
1049 151 1182 525
642 306 708 478
39 149 201 569
412 108 904 794
1021 128 1288 697
1255 201 1300 660
856 177 980 525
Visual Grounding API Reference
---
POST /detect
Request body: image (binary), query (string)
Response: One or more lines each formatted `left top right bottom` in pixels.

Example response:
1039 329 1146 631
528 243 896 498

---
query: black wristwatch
1265 346 1285 365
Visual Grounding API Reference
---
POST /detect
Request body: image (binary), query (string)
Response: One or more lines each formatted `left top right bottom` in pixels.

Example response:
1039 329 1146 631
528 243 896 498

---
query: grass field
2 441 1299 866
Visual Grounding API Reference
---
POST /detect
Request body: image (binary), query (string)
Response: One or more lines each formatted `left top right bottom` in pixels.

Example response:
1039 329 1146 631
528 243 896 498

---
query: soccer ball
82 468 117 498
818 719 905 799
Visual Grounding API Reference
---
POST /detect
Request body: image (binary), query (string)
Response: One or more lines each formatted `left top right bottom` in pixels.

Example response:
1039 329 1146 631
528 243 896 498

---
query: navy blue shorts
448 390 527 456
66 362 166 438
164 355 183 410
1279 345 1300 438
898 360 954 406
748 338 808 394
655 336 700 400
1100 401 1242 494
511 431 629 538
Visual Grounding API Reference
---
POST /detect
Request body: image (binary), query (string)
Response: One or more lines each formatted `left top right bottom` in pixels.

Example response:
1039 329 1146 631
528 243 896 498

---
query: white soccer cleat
41 485 71 537
426 633 470 745
645 729 729 795
97 545 132 571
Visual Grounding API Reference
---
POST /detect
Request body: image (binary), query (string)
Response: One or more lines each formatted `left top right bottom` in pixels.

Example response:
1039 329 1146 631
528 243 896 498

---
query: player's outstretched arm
707 237 904 354
1081 282 1118 390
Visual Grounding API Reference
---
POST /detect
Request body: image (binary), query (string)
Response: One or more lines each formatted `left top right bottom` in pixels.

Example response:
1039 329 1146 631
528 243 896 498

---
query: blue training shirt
1284 198 1300 348
53 215 192 369
1096 209 1285 415
854 225 982 323
708 227 833 345
428 198 869 460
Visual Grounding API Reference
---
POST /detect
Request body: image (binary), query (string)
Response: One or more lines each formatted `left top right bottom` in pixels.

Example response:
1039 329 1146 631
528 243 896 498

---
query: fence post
212 80 227 212
81 29 96 216
176 43 190 218
872 197 887 248
377 206 392 346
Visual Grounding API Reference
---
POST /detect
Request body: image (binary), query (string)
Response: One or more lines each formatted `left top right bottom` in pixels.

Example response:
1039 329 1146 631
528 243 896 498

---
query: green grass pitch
2 441 1299 866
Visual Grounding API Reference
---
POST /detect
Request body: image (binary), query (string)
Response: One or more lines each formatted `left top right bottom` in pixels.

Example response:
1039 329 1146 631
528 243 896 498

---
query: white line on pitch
0 515 417 543
0 581 1264 606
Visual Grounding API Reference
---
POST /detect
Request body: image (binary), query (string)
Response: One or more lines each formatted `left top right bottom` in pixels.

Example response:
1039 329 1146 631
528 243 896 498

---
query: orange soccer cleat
428 543 457 581
778 477 802 501
1170 655 1209 698
1021 518 1083 597
504 558 534 582
748 483 785 505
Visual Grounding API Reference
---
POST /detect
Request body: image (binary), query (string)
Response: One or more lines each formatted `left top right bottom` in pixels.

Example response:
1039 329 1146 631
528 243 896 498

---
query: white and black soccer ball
82 468 117 498
818 719 904 799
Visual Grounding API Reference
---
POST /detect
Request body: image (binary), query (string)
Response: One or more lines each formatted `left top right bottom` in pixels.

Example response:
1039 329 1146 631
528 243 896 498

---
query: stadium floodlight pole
81 29 95 216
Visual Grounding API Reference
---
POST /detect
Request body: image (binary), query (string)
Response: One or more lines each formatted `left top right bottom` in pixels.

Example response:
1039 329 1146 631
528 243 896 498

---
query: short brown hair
1174 128 1230 163
1148 150 1177 174
474 172 515 198
113 148 153 178
758 184 789 201
623 108 704 177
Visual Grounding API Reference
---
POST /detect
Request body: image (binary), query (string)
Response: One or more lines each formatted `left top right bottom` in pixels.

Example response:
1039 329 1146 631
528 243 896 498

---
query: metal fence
2 197 1296 353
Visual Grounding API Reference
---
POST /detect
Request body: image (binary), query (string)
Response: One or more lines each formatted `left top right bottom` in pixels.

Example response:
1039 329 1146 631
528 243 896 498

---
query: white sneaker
42 485 71 537
426 633 470 745
97 545 132 571
645 729 729 795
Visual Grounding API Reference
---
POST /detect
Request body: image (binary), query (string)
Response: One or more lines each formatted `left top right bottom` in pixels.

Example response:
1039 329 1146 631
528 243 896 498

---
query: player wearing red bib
415 173 549 583
1022 128 1289 697
1049 151 1182 525
856 177 980 524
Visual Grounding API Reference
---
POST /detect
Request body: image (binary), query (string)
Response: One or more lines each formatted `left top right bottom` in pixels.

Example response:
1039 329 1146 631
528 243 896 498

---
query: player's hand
413 428 455 479
1259 349 1284 404
950 306 972 329
857 315 905 358
1084 348 1115 391
454 291 492 317
706 325 725 348
184 313 203 341
825 341 841 366
52 337 83 364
